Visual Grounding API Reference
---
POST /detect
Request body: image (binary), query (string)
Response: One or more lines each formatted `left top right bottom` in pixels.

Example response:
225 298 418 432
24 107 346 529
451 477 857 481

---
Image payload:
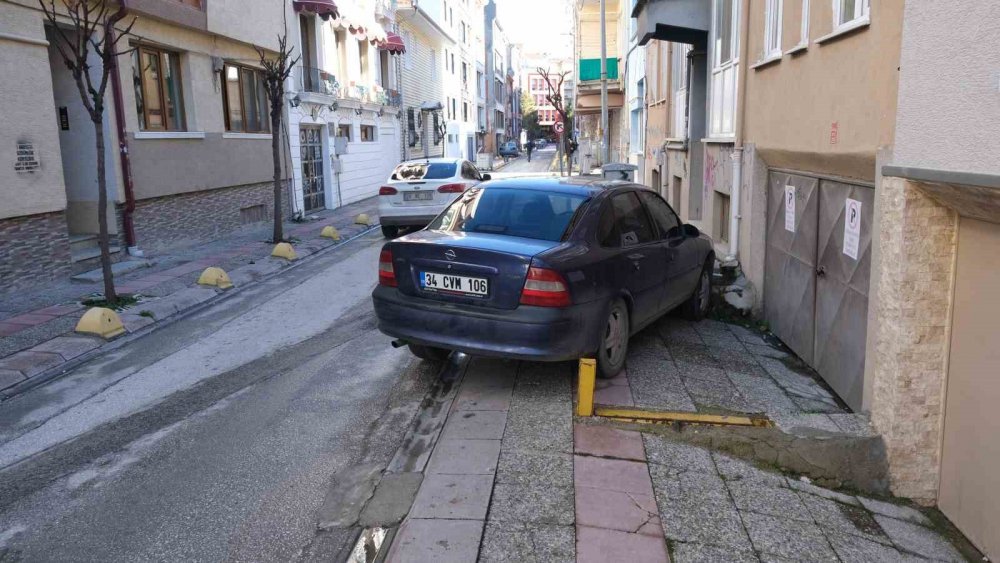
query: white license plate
420 271 489 296
404 192 433 201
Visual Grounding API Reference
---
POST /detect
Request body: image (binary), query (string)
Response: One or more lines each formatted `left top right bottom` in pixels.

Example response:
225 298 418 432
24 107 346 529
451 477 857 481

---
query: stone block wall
132 181 290 253
869 175 958 503
0 211 72 294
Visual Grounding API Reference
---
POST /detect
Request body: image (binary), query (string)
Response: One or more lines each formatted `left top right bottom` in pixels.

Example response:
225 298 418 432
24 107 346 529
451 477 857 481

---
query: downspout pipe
727 0 751 262
109 0 140 255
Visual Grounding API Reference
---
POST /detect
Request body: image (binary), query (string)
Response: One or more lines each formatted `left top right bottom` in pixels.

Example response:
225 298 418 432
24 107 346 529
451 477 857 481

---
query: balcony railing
578 58 620 82
298 66 339 96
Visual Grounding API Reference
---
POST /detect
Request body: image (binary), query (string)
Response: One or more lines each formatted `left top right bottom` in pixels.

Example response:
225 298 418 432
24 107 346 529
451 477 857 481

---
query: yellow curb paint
593 406 771 427
75 307 126 339
577 358 597 417
320 226 342 240
271 242 297 260
196 266 233 289
354 213 371 226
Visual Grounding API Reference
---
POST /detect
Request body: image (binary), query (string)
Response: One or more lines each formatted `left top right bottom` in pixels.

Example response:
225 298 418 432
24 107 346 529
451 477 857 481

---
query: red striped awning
293 0 339 20
379 32 406 54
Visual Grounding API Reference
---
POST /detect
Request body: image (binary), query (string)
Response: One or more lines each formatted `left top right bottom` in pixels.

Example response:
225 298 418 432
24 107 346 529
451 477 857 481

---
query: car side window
462 162 482 180
611 192 655 247
596 202 619 247
639 191 682 239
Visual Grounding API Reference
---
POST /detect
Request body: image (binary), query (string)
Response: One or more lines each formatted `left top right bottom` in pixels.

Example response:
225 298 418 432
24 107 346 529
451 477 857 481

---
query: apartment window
335 29 349 85
402 30 414 70
451 53 456 74
715 192 731 243
360 124 376 142
359 40 371 84
133 46 186 131
710 0 739 137
477 71 484 98
222 64 269 133
451 98 457 121
477 105 485 126
431 49 438 80
462 62 468 84
834 0 869 28
671 43 690 138
629 79 644 152
463 102 469 122
798 0 810 45
764 0 782 58
461 22 467 43
336 123 352 141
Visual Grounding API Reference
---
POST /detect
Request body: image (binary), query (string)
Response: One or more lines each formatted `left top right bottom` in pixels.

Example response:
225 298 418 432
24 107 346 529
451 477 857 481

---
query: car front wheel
596 299 629 379
682 262 712 321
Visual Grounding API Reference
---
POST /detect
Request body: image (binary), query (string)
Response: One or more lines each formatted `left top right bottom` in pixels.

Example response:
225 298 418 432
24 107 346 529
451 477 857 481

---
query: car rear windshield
428 187 588 241
391 162 456 180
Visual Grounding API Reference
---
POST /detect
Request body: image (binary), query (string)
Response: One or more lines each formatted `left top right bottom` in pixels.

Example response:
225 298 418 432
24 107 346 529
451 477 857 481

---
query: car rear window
428 187 588 241
391 162 456 180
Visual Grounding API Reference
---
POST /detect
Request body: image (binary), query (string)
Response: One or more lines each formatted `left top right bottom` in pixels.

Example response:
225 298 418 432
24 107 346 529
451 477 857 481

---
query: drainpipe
108 0 140 255
727 0 751 262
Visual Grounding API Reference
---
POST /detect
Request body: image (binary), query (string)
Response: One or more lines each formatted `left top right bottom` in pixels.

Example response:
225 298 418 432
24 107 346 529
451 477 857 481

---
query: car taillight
379 186 398 196
378 249 397 287
437 183 466 193
520 267 571 307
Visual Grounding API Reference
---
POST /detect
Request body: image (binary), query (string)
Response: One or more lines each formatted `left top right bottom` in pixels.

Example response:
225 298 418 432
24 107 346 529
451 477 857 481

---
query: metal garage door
764 172 874 411
939 217 1000 559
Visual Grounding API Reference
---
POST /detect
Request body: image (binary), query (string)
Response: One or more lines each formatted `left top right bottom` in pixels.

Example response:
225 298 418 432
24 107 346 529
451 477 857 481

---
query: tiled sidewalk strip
0 200 379 397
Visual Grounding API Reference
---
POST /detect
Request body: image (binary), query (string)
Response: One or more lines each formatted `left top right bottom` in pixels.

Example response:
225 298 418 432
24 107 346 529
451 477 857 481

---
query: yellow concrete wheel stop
197 266 233 289
354 213 371 226
271 242 297 260
320 226 341 240
577 358 597 416
75 307 126 339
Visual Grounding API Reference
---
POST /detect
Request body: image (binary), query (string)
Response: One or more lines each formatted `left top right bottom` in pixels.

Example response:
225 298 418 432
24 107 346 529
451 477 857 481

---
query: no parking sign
843 198 862 260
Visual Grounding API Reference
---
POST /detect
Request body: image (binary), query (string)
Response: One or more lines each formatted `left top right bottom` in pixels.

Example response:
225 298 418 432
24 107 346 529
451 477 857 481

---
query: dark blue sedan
371 177 715 378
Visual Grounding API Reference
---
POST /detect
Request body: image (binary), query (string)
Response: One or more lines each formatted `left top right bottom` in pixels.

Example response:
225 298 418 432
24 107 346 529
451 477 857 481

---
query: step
71 257 151 282
69 234 98 255
70 244 121 264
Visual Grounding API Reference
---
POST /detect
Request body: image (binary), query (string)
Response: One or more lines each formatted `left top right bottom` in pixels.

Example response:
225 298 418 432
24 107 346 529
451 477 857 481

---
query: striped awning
378 32 406 54
293 0 339 20
331 1 387 44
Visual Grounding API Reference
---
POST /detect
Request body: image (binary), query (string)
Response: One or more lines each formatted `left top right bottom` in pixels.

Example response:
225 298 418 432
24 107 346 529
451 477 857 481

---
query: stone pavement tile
462 358 518 389
771 413 840 433
707 346 769 376
453 384 512 412
791 395 846 414
576 485 661 535
5 313 58 326
602 368 632 385
643 434 715 474
409 473 493 519
30 335 101 361
697 329 744 349
120 313 156 332
117 279 160 292
727 371 800 415
593 380 635 406
648 464 752 551
386 518 483 563
682 375 753 412
488 482 574 526
757 357 835 401
0 321 31 337
741 511 839 561
856 497 931 527
574 425 645 461
728 324 771 346
495 449 573 488
667 342 720 367
670 542 760 563
440 410 507 440
713 453 786 487
576 525 669 563
745 342 792 359
503 409 572 454
726 481 813 522
828 413 878 437
33 303 84 316
358 472 423 527
874 515 964 562
627 357 698 412
691 319 732 334
479 521 574 563
0 350 64 377
827 532 926 563
786 478 861 506
0 369 26 390
656 317 703 344
575 455 655 496
798 492 891 545
0 316 78 359
426 439 501 475
134 273 178 284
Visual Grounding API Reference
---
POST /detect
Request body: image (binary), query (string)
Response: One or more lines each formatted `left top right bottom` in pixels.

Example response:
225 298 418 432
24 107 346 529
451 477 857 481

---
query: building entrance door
300 126 325 212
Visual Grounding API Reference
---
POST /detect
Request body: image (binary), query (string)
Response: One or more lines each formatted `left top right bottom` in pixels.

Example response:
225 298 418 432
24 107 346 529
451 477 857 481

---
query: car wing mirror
481 174 491 181
682 224 700 238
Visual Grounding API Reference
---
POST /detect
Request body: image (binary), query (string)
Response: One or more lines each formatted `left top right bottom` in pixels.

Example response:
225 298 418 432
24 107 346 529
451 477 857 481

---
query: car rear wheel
596 299 629 379
682 262 712 321
381 225 399 238
408 344 450 362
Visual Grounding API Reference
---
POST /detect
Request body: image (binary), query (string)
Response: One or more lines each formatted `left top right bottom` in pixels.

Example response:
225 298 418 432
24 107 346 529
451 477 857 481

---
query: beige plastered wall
742 0 904 183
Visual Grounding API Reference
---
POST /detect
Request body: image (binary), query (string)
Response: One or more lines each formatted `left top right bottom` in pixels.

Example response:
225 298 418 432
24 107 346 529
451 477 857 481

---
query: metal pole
599 0 609 165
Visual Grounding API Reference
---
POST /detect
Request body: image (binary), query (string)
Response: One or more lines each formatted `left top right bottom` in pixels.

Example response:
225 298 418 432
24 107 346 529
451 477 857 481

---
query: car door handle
627 253 645 261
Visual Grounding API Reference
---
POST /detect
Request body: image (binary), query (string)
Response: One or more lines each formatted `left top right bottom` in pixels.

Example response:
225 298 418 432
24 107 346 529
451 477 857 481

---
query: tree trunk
93 118 118 303
271 105 284 243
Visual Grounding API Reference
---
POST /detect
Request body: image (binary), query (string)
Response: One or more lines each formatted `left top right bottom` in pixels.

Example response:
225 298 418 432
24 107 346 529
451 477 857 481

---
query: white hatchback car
378 158 490 237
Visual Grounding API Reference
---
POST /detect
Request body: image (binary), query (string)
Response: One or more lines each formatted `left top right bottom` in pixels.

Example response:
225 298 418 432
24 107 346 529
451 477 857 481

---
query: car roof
396 158 463 165
477 176 634 197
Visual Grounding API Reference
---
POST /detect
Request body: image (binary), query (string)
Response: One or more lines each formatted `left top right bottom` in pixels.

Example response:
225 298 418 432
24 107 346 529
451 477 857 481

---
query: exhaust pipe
390 339 408 349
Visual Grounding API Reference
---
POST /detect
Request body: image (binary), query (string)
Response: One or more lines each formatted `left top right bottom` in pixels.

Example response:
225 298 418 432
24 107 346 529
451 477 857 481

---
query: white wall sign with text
843 198 862 260
784 185 796 232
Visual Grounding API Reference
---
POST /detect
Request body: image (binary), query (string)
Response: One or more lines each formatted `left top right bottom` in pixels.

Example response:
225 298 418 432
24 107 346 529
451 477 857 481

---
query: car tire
596 299 629 379
408 344 450 362
381 225 399 238
681 261 713 321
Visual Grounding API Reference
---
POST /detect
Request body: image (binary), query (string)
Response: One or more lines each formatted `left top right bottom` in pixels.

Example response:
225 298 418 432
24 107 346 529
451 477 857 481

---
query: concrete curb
0 224 380 401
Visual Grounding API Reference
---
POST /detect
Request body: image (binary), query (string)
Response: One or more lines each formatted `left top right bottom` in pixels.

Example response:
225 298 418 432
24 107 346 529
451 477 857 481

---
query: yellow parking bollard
197 266 233 289
75 307 126 339
577 358 597 416
271 242 297 260
354 213 371 226
320 225 341 240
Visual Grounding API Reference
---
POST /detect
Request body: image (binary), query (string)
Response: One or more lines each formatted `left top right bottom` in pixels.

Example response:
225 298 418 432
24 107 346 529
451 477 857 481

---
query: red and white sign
553 121 564 134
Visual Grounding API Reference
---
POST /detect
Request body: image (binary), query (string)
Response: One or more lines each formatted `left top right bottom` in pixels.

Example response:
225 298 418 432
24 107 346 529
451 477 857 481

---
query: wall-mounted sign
843 198 862 260
15 141 39 173
59 107 69 131
784 185 796 232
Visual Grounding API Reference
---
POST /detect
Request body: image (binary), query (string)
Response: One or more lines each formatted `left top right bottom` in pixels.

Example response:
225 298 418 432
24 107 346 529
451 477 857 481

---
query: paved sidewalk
0 198 378 397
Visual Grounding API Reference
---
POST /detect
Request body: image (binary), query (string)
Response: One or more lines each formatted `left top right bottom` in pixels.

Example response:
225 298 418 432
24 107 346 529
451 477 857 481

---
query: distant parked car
533 139 547 149
372 177 715 378
377 158 490 238
499 142 519 158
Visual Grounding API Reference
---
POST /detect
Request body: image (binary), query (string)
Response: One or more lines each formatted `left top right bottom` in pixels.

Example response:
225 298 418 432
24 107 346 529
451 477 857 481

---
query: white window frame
671 43 690 139
800 0 810 44
763 0 783 59
709 0 740 138
833 0 869 30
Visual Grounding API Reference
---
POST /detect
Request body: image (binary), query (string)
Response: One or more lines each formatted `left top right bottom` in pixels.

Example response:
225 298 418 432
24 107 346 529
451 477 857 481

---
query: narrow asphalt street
492 146 559 178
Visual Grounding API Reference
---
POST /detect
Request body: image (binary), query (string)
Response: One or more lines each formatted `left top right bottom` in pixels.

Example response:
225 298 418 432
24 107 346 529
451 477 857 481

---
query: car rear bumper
372 285 605 361
379 213 440 227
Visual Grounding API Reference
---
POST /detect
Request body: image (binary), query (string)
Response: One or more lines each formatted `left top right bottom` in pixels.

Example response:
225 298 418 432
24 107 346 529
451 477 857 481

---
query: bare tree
537 67 574 174
254 4 299 244
40 0 138 304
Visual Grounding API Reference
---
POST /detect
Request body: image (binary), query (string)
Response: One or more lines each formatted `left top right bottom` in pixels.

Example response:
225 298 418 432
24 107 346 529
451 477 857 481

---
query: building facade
397 0 451 160
573 0 624 170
